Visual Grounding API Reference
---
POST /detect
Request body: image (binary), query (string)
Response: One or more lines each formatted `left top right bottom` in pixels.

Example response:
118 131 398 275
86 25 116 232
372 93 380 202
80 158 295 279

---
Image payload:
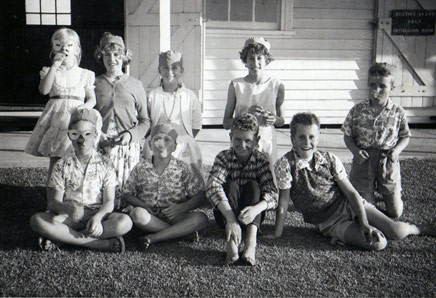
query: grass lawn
0 159 435 297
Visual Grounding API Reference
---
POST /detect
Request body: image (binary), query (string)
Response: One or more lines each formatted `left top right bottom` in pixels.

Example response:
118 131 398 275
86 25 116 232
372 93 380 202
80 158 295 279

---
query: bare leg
241 224 257 265
30 212 125 251
99 213 132 239
383 190 403 218
344 222 388 251
130 207 171 232
365 204 420 240
146 212 208 244
225 238 239 265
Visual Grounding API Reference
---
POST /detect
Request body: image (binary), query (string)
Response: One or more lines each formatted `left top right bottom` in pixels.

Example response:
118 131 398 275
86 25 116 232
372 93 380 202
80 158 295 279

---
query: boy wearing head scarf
124 124 208 249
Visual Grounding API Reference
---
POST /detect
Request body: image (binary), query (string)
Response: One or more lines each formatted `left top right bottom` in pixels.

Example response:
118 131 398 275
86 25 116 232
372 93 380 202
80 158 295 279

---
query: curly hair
290 112 321 138
239 43 274 65
94 44 132 66
231 113 259 135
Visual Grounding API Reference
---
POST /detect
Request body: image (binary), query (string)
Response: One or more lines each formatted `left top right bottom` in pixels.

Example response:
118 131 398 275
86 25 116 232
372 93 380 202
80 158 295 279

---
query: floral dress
25 66 95 157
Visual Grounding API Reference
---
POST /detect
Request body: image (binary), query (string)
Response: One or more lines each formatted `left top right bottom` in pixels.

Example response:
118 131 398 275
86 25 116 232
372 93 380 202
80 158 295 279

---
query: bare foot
225 240 239 266
111 236 125 253
241 241 256 266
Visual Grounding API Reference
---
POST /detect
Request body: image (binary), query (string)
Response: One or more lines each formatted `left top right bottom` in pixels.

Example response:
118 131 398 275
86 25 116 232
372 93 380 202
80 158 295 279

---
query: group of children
28 28 435 265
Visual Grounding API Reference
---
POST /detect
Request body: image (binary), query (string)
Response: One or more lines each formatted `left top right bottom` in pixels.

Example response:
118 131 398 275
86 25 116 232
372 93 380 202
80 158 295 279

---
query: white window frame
25 0 71 26
205 0 293 31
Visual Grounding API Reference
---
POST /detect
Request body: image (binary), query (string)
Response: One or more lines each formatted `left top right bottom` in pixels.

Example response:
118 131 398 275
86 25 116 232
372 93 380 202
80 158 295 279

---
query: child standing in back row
223 37 285 164
342 63 410 218
25 28 96 180
145 50 204 184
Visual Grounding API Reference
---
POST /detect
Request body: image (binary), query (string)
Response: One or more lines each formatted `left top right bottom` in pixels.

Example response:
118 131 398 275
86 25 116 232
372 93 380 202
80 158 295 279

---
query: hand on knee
368 234 387 251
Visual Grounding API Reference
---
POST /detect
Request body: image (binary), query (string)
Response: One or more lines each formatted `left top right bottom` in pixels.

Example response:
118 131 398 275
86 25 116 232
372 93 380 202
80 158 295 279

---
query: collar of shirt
158 82 185 95
229 147 258 167
292 150 328 172
147 156 178 175
365 98 394 111
69 150 99 173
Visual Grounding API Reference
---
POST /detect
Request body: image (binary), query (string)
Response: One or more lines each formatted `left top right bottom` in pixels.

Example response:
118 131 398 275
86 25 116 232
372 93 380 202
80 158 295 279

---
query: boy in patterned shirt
342 62 411 218
206 113 278 266
269 112 435 249
124 124 208 249
30 108 133 252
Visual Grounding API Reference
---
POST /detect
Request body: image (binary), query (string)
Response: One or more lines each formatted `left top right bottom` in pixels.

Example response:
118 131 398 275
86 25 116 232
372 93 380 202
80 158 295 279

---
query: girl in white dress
223 37 285 163
25 28 96 180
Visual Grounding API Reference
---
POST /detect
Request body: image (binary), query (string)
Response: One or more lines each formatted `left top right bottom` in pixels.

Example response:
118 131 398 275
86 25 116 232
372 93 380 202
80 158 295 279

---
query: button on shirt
206 148 278 210
341 99 411 150
48 152 118 209
124 158 203 208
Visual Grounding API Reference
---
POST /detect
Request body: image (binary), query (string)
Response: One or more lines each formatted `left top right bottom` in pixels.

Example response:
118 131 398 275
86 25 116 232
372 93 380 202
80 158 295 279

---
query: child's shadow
0 184 47 250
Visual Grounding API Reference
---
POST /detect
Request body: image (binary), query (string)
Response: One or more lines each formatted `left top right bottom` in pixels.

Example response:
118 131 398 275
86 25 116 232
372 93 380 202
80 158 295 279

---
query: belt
50 95 83 101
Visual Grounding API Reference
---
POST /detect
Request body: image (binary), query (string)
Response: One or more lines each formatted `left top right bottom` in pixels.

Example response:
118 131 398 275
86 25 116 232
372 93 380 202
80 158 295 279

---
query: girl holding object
94 32 150 209
223 37 285 163
25 28 96 179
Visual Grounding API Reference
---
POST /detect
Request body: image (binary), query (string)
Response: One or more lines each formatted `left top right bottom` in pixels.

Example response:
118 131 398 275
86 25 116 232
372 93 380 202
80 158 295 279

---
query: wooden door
375 0 436 123
126 0 204 103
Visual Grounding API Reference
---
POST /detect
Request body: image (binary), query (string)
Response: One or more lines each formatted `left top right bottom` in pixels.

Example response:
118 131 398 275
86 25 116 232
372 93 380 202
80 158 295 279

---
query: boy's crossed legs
130 206 208 248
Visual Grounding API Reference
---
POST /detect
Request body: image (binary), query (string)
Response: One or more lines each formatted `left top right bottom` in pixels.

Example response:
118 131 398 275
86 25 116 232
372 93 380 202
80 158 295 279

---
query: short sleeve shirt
341 99 411 150
124 157 203 208
48 152 118 208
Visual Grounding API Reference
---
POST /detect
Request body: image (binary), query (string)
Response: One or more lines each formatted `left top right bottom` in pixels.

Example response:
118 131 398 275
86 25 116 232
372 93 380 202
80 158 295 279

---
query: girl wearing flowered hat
25 28 96 181
94 32 151 209
223 37 285 164
145 50 205 185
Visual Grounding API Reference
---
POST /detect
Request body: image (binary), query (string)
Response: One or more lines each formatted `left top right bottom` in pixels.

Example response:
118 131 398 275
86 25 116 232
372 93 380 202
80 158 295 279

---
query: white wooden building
126 0 436 125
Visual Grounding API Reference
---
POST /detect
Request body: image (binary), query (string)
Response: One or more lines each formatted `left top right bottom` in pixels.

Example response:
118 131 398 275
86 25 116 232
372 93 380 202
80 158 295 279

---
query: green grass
1 159 436 297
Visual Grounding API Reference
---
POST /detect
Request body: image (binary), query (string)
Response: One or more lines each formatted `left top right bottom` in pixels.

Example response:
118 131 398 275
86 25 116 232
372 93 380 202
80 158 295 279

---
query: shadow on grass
0 184 47 250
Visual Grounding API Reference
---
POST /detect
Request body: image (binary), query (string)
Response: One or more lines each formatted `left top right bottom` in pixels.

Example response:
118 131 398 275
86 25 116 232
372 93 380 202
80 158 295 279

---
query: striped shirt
206 148 278 210
341 99 411 150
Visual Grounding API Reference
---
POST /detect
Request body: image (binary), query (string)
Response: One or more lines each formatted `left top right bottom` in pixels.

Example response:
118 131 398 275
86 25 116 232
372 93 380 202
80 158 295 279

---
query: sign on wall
391 10 436 35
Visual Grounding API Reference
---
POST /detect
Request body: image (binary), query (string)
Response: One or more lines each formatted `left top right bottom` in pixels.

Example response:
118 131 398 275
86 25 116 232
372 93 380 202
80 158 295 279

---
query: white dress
233 76 282 163
24 66 95 157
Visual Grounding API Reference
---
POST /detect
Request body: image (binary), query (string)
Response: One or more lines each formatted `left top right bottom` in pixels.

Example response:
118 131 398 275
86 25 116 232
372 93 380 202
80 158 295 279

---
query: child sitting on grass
342 62 410 218
269 112 435 250
124 124 208 249
206 113 278 266
30 108 132 252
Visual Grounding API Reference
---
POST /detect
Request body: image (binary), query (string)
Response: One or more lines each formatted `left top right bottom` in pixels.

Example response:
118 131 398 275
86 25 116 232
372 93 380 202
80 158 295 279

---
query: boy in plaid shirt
206 113 278 266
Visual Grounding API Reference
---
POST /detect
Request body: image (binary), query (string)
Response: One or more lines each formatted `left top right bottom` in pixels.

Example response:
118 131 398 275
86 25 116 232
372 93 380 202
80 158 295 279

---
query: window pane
206 0 228 21
230 0 253 22
255 0 279 22
41 13 56 24
56 0 71 13
57 14 71 25
25 0 40 13
41 0 56 13
26 14 40 25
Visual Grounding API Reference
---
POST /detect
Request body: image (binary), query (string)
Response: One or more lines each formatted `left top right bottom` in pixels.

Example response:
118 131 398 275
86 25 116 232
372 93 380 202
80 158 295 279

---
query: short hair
50 28 82 65
290 112 320 137
368 62 395 87
231 113 259 135
239 43 274 65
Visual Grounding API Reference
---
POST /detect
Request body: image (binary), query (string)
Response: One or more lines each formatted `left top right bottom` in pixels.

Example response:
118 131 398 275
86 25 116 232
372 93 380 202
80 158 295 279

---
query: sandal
38 236 60 251
139 236 151 250
112 236 125 253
